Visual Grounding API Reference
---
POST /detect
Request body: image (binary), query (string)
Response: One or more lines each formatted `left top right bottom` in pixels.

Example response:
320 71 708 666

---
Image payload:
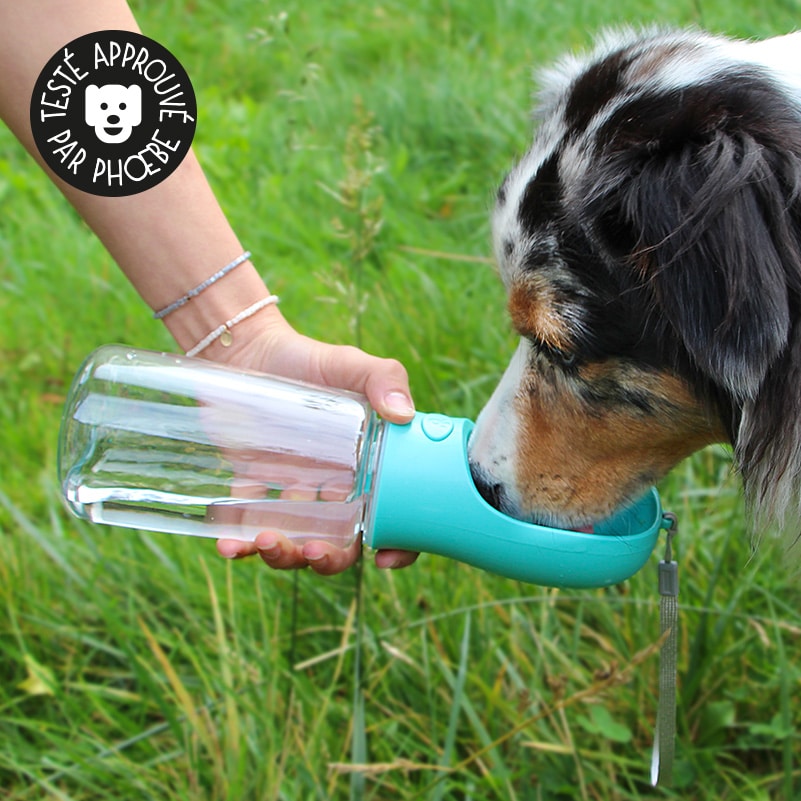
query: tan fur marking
513 361 725 524
508 276 572 351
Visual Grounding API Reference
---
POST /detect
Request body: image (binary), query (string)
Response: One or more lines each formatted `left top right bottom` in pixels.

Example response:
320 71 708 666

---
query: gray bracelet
152 251 252 320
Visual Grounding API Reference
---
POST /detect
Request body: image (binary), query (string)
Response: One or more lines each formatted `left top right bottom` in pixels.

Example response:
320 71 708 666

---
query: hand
211 309 420 574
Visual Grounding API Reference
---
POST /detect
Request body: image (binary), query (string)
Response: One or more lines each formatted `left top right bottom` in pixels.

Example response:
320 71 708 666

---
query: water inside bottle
59 351 381 547
65 480 366 545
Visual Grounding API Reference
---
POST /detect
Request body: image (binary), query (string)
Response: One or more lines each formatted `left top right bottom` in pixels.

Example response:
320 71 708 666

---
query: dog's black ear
581 73 801 401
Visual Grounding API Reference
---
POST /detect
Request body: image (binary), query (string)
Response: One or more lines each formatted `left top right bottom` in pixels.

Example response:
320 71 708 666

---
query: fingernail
218 542 241 559
255 535 281 559
375 553 401 569
383 391 415 417
303 544 327 563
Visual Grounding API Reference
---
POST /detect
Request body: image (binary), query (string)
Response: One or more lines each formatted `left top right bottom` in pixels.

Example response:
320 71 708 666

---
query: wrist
178 300 291 367
160 258 281 355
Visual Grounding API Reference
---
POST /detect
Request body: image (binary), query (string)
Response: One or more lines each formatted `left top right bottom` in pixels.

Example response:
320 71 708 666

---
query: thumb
317 344 416 424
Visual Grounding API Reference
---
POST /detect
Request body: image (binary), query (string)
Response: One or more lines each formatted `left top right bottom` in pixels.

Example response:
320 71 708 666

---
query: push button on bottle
421 414 454 442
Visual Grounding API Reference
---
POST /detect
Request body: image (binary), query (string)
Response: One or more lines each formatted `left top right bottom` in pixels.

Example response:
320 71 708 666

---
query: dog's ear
581 73 801 401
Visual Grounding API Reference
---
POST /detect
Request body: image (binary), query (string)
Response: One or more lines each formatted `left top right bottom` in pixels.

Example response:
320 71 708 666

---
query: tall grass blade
0 489 83 584
431 610 471 801
350 556 367 801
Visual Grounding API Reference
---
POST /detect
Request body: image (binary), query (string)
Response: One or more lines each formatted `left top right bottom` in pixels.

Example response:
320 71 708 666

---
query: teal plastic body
365 413 664 588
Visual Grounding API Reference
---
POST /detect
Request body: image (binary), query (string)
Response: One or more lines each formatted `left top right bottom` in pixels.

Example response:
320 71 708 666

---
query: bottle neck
357 411 386 540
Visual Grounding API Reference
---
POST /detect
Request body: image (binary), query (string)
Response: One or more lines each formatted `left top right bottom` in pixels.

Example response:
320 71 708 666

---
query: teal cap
365 413 664 588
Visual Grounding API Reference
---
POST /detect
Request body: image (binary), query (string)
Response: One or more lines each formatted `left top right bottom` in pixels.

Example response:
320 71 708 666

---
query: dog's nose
107 115 121 125
470 465 506 512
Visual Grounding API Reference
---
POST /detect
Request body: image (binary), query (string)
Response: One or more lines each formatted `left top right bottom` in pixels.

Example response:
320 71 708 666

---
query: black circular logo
30 30 197 197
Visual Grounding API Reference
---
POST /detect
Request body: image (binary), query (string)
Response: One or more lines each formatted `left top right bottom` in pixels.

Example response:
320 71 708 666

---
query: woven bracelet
153 251 252 320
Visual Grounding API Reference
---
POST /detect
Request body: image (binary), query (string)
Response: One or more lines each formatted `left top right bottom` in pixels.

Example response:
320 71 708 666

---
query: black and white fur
468 28 801 541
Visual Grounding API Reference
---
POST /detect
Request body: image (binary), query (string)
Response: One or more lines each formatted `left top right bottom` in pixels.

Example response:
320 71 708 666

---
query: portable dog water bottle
59 346 664 588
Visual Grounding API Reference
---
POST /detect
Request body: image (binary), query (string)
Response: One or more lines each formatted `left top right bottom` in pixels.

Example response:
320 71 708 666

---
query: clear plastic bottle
59 345 380 546
58 345 666 587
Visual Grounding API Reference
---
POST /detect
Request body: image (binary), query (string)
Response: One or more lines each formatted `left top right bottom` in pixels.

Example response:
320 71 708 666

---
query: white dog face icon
85 84 142 144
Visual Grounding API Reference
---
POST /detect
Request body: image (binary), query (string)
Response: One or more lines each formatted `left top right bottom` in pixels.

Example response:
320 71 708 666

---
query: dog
468 28 801 542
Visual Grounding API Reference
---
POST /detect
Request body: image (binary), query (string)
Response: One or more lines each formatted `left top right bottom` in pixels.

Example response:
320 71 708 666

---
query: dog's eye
557 350 576 367
533 340 578 370
552 348 577 369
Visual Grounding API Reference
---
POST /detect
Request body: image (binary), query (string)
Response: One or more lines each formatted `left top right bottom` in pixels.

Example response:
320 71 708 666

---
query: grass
1 0 801 798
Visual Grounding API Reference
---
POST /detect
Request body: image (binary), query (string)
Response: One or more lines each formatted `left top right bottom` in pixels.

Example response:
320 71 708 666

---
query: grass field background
1 1 800 798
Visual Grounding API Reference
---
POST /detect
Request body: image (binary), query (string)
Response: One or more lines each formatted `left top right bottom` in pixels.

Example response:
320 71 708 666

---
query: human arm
0 0 419 573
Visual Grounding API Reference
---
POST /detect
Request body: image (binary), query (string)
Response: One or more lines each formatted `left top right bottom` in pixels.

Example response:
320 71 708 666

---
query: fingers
374 548 420 569
217 532 361 576
213 326 419 575
236 324 416 424
364 358 416 424
259 532 362 576
217 535 419 574
216 538 257 559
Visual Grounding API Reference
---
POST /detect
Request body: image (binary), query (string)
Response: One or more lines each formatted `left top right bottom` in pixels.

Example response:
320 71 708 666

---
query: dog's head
469 29 801 532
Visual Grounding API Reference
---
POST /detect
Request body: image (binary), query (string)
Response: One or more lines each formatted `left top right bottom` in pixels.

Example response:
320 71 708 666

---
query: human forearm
0 1 277 353
0 0 418 574
63 150 279 354
0 2 140 151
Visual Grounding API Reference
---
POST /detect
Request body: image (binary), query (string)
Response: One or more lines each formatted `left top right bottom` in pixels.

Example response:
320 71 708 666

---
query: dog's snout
470 465 506 512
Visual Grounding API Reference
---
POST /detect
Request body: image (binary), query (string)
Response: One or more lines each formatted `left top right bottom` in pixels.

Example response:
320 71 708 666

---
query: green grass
2 0 801 798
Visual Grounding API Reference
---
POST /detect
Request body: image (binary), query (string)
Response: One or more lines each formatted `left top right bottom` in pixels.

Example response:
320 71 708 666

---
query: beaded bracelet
185 295 280 358
153 251 252 320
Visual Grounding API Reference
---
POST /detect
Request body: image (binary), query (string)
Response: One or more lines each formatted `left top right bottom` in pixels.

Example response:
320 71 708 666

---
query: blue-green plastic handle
365 413 664 588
